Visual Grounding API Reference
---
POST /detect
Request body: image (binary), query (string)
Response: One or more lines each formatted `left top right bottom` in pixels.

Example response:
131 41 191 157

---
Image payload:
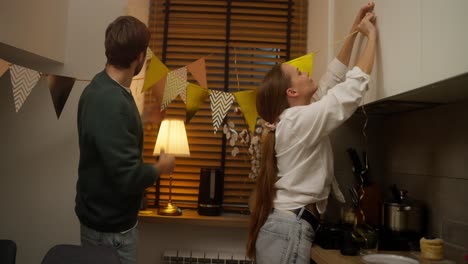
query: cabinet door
421 0 468 86
333 0 422 104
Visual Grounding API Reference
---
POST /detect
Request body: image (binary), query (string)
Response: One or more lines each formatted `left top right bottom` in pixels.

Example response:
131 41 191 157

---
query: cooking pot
383 188 424 234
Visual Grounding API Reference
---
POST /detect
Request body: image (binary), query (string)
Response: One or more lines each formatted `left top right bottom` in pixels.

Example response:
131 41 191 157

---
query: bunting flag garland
47 75 76 118
171 66 188 103
187 57 208 89
233 90 258 133
0 59 9 77
160 68 188 111
10 65 41 112
142 77 167 124
0 49 315 131
130 78 145 115
210 90 234 133
142 53 169 93
186 82 209 124
286 52 314 77
145 47 153 61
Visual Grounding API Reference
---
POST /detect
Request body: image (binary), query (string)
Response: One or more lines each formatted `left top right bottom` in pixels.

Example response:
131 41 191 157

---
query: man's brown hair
105 16 150 69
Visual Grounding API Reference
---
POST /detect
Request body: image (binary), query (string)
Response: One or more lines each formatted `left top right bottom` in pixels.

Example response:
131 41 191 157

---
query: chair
0 239 17 264
41 244 121 264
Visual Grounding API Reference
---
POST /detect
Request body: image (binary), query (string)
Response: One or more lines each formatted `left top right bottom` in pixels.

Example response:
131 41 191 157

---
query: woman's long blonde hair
246 64 291 259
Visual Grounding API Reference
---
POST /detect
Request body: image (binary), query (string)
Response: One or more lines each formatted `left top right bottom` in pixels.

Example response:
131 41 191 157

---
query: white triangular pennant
210 90 234 133
171 67 188 103
160 68 188 111
10 65 41 112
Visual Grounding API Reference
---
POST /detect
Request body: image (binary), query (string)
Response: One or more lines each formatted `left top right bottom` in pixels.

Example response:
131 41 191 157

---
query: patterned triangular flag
0 59 9 78
210 90 234 133
186 82 209 124
130 78 145 115
233 90 258 133
48 75 76 118
145 47 153 62
142 53 169 92
187 58 208 89
10 65 41 112
160 69 188 111
142 77 167 124
171 66 188 103
285 52 314 77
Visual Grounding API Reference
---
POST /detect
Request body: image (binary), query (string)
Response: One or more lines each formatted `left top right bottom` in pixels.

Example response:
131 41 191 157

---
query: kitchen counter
310 246 455 264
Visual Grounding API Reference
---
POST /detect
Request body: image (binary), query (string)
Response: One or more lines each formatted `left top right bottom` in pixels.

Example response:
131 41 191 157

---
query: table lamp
153 119 190 216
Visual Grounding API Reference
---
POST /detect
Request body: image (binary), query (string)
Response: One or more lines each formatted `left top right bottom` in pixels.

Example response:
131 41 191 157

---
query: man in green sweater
75 16 175 264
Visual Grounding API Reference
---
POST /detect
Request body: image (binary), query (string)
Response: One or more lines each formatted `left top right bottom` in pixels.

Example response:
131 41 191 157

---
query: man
75 16 175 264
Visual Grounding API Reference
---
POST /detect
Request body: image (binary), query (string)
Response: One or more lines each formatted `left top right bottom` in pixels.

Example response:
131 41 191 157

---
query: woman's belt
291 207 320 231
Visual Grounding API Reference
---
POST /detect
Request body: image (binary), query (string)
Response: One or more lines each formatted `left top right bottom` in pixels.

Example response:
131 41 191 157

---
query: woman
247 3 377 263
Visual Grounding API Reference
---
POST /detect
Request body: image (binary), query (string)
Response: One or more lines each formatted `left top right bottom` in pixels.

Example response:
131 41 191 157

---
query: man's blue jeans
80 223 138 264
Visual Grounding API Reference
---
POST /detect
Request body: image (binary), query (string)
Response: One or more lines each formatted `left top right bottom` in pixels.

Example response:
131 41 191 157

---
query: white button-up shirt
273 58 370 214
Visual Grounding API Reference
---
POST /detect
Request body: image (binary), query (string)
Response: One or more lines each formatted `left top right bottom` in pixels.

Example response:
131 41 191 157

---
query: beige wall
0 1 126 263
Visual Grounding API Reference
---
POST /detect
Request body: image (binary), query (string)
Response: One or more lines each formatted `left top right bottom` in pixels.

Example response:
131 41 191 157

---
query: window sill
138 209 249 228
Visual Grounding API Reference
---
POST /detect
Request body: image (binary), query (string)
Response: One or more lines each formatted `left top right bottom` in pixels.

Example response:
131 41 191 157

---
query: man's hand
155 149 175 174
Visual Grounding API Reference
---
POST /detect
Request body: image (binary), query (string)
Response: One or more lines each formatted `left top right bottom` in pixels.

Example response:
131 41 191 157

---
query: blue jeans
255 209 315 264
80 223 138 264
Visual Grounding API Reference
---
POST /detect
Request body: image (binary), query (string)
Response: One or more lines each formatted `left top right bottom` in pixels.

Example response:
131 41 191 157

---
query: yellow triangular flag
0 59 9 77
142 53 169 93
233 91 258 133
186 82 209 124
285 52 314 77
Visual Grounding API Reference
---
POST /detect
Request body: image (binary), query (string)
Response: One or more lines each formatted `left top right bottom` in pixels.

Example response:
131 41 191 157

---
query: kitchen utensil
347 148 363 180
362 151 369 185
348 188 359 208
347 148 371 186
340 228 360 256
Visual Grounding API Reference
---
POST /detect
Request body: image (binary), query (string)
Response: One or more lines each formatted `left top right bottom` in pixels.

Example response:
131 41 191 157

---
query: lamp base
157 202 182 216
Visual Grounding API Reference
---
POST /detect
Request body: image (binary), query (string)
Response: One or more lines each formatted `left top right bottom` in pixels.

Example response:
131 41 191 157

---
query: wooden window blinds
143 0 307 214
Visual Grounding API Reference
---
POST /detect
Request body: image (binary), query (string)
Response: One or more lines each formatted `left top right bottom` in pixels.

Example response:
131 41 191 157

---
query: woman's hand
357 11 377 38
351 2 375 33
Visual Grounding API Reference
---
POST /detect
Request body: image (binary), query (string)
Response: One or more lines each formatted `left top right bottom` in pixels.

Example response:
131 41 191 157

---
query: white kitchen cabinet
327 0 468 105
0 0 69 63
332 0 423 105
420 0 468 87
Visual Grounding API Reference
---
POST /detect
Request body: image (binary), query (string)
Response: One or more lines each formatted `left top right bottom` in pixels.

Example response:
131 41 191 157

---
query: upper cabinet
317 0 468 105
420 0 468 87
0 0 69 64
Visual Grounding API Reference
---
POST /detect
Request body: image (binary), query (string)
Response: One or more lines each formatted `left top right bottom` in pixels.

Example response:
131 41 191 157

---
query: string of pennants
0 49 314 133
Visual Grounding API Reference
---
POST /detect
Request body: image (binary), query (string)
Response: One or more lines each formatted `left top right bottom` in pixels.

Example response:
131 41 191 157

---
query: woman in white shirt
246 3 378 263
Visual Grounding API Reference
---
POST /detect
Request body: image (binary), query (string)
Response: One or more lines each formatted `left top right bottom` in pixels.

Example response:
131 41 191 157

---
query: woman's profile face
281 63 317 102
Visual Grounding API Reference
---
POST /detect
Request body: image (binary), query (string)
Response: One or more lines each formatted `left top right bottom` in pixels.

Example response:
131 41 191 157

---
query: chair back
0 239 17 264
41 244 120 264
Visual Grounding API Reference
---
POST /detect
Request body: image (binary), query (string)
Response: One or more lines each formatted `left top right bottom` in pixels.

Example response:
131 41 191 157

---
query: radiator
162 249 254 264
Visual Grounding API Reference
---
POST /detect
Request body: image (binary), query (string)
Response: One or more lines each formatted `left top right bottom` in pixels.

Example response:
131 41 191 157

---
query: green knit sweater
75 70 157 232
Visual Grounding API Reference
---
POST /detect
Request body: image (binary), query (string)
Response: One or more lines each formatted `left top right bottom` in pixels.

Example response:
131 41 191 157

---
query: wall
378 101 468 262
0 1 126 263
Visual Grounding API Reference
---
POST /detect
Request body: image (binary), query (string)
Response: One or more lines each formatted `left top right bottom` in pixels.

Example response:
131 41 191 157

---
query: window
143 0 307 214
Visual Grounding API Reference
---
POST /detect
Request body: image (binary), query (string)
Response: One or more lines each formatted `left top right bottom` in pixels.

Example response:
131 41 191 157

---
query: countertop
310 246 456 264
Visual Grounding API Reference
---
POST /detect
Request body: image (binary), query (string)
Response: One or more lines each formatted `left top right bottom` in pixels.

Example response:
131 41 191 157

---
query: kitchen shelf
138 209 249 228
